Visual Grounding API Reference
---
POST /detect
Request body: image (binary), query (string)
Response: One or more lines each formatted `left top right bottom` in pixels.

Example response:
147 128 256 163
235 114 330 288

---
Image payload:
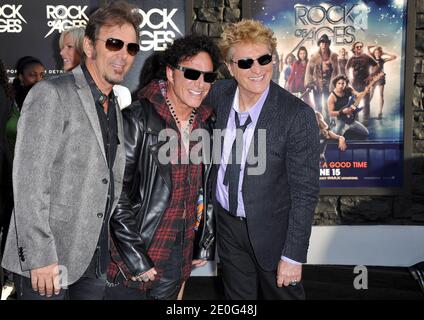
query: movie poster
251 0 407 190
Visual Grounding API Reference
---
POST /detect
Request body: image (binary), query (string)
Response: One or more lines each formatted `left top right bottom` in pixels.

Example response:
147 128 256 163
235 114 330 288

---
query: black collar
81 63 115 105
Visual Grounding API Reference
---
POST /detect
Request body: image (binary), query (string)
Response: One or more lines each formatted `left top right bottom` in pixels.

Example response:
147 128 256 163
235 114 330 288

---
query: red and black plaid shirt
108 80 212 290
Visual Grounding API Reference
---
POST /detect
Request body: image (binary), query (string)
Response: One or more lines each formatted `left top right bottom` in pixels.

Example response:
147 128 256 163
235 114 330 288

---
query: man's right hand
132 267 157 282
30 262 61 297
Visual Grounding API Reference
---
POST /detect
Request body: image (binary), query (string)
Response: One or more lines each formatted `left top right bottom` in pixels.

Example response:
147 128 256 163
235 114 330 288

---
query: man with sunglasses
204 19 320 300
345 41 378 127
2 1 140 299
105 35 220 300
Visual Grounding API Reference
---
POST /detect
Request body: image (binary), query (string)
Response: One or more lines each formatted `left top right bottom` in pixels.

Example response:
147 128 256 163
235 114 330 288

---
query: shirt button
97 213 104 218
102 178 108 184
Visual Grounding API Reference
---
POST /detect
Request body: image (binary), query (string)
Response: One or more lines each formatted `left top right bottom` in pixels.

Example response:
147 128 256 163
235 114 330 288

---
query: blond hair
219 19 277 62
59 27 85 59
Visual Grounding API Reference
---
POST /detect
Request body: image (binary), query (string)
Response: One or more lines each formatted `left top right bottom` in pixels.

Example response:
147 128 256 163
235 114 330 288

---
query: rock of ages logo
137 8 183 51
45 5 88 38
0 4 27 33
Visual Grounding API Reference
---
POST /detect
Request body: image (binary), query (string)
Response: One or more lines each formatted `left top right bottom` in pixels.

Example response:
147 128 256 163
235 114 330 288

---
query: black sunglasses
96 38 140 56
174 65 217 83
231 53 273 69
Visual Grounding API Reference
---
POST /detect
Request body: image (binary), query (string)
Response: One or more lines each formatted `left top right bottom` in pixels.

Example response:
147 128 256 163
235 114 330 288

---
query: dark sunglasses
96 38 140 56
231 53 273 69
174 65 217 83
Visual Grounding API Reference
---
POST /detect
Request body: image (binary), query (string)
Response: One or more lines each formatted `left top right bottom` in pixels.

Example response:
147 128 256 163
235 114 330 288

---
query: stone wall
192 0 241 38
190 0 424 225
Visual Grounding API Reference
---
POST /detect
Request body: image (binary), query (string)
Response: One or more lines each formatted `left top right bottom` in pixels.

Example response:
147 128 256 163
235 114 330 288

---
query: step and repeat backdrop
0 0 187 92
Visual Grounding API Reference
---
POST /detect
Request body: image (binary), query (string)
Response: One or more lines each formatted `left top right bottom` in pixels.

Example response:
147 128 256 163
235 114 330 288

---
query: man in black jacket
206 20 320 300
106 35 220 300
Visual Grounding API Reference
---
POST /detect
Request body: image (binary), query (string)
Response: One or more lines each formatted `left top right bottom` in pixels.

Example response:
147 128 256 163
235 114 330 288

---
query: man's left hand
276 260 302 287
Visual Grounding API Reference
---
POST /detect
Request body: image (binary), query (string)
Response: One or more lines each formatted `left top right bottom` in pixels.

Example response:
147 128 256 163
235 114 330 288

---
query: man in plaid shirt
106 35 219 300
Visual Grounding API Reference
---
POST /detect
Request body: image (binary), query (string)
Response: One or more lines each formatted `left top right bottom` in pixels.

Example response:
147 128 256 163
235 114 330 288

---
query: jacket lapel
245 82 280 174
113 101 125 180
217 80 237 130
73 66 107 164
145 103 172 191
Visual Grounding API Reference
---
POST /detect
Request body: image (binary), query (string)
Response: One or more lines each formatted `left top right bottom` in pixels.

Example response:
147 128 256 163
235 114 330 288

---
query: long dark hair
0 59 13 100
297 46 308 61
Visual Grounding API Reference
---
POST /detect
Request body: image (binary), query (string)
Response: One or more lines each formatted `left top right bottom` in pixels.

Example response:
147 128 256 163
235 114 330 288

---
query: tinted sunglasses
174 65 217 83
231 53 273 69
96 38 140 56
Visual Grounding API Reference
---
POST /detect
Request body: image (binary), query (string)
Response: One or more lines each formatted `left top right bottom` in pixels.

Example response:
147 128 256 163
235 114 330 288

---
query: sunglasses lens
203 72 217 83
127 43 140 56
237 59 254 69
184 69 201 81
257 54 272 66
105 38 124 51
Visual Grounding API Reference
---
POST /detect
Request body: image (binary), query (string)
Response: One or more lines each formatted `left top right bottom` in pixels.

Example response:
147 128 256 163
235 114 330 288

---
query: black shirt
81 64 118 279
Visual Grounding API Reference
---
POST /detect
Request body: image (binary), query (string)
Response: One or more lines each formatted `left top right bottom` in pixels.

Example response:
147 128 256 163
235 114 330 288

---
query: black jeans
105 227 184 300
15 274 106 300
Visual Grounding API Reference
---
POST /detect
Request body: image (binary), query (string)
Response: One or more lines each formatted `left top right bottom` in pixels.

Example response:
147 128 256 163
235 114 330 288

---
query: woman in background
282 53 295 89
59 27 85 71
12 56 45 110
287 46 311 105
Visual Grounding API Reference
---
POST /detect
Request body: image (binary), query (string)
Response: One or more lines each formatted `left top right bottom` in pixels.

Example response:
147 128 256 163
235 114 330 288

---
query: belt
218 203 246 221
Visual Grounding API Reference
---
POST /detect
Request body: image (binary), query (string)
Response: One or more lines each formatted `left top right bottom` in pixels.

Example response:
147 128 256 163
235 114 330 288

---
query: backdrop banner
0 0 98 79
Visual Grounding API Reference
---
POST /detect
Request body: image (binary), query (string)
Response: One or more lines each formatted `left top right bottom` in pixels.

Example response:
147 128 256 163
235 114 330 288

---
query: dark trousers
105 272 181 300
217 205 305 300
15 274 106 300
105 227 183 300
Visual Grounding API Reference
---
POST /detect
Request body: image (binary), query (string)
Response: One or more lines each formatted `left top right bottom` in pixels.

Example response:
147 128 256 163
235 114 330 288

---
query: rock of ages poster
251 0 407 190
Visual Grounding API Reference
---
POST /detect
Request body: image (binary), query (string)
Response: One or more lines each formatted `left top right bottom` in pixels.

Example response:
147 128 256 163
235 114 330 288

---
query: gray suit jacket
1 66 125 285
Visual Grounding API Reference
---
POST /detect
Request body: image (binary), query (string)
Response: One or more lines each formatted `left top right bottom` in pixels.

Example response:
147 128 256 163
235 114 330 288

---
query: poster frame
243 0 415 196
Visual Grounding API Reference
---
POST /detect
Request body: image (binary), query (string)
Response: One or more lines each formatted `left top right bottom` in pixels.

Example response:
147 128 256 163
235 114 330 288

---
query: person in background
12 56 45 110
345 41 377 127
282 53 295 89
287 46 311 105
327 74 369 138
368 45 396 120
338 48 349 76
59 27 85 71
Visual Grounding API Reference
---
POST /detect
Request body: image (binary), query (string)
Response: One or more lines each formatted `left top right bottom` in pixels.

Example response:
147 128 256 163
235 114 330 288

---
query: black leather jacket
110 98 215 277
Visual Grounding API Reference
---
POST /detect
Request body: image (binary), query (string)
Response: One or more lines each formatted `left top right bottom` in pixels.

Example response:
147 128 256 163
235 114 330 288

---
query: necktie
223 112 252 215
